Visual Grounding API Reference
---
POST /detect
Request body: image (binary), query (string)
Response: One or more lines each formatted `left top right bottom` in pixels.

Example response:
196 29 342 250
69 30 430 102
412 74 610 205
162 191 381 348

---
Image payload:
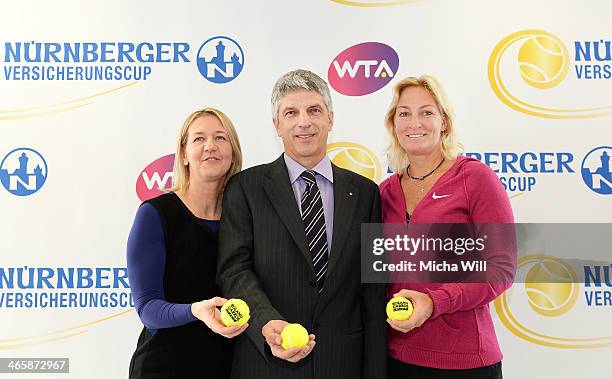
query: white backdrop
1 1 611 378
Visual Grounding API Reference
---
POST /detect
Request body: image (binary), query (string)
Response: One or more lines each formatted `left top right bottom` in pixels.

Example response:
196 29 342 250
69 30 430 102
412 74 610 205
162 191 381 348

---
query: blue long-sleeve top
127 203 220 332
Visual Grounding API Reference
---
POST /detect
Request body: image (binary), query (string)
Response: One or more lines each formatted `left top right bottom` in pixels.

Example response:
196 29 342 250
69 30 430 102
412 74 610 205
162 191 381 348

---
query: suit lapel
262 158 360 282
326 164 359 279
262 155 313 269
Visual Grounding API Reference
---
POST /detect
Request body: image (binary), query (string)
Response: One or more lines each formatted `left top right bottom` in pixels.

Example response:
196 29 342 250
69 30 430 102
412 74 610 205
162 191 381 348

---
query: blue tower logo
196 36 244 83
581 146 612 195
0 148 48 196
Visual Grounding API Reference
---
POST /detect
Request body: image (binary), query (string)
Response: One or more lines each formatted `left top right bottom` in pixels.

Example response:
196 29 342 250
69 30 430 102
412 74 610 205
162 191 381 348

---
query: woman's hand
191 297 248 338
387 289 434 333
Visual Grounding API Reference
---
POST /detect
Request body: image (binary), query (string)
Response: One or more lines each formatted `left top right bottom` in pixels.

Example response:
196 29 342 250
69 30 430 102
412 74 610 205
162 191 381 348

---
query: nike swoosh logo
432 193 451 199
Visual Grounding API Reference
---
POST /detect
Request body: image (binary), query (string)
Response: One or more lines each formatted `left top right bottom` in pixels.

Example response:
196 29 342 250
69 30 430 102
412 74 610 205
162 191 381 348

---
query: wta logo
327 142 383 183
488 29 612 118
135 154 174 201
328 42 399 96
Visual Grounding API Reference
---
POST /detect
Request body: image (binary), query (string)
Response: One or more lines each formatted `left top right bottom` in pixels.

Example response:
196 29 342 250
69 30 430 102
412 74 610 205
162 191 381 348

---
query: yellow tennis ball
280 323 309 349
517 34 567 89
386 296 414 321
524 259 577 317
220 298 250 327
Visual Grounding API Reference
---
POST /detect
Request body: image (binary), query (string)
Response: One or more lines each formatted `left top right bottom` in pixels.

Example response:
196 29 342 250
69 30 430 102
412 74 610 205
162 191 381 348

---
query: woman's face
182 114 233 184
393 86 446 158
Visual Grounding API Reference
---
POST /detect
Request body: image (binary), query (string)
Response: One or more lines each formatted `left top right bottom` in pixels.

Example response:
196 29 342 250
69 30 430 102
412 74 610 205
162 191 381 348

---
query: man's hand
262 320 316 363
191 297 248 338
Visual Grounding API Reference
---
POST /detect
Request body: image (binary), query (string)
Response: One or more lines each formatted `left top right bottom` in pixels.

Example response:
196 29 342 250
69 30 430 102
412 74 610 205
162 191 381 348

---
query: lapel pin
348 192 353 196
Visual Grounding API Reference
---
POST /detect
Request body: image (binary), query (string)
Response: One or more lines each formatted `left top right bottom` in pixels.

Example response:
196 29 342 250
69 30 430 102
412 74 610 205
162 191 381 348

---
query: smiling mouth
296 134 315 140
407 134 426 138
203 157 220 161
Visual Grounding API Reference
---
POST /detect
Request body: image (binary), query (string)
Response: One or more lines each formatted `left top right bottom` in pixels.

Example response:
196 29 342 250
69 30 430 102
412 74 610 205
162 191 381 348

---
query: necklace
406 158 445 193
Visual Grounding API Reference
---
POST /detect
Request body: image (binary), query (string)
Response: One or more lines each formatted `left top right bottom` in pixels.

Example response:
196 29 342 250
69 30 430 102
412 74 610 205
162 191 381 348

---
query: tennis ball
517 34 567 89
280 323 309 349
386 296 414 321
525 259 577 317
220 298 250 327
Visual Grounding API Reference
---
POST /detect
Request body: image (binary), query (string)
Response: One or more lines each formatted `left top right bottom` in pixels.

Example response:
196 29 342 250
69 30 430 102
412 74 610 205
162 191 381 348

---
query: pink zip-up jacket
379 156 515 369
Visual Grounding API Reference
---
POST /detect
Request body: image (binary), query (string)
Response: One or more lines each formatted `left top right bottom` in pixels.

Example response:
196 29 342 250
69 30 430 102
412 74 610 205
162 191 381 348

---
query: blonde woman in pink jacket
379 75 515 379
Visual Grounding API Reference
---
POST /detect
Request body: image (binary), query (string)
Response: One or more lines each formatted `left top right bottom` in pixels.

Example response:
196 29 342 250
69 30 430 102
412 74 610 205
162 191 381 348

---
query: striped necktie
300 170 328 293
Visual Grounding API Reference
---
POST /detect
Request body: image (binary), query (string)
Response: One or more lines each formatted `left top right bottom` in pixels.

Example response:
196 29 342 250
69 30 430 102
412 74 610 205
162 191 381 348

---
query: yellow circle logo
524 256 578 317
327 142 382 182
517 32 569 89
494 254 612 348
486 30 612 118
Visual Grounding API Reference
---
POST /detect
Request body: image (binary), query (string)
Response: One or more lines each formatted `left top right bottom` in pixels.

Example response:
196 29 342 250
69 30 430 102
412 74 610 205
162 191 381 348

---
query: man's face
274 89 333 168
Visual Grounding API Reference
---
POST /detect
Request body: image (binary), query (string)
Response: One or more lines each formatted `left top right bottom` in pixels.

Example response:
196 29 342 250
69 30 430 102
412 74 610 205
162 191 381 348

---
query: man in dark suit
217 69 387 379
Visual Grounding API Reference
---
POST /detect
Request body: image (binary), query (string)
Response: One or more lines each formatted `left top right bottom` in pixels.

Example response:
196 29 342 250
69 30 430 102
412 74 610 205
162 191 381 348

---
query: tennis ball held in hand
386 296 414 321
280 323 309 349
220 298 250 327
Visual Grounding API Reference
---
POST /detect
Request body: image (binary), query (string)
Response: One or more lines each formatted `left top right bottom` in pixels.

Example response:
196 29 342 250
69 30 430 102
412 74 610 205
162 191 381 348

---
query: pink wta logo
328 42 399 96
135 154 175 202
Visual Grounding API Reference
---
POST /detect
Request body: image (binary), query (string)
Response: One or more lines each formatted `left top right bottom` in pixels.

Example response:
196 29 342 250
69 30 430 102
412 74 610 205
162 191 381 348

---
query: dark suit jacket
217 155 387 379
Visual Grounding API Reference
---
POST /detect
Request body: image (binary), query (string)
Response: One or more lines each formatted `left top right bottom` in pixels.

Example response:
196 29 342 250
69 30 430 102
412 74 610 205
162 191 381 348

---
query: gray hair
271 69 333 119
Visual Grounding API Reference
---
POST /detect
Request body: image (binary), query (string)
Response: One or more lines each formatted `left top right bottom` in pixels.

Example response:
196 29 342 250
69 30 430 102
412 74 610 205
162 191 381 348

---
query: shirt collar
284 153 334 184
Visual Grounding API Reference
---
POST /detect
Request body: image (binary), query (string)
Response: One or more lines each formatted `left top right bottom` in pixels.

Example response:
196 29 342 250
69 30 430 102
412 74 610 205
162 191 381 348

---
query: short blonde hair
168 107 243 193
384 75 463 173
